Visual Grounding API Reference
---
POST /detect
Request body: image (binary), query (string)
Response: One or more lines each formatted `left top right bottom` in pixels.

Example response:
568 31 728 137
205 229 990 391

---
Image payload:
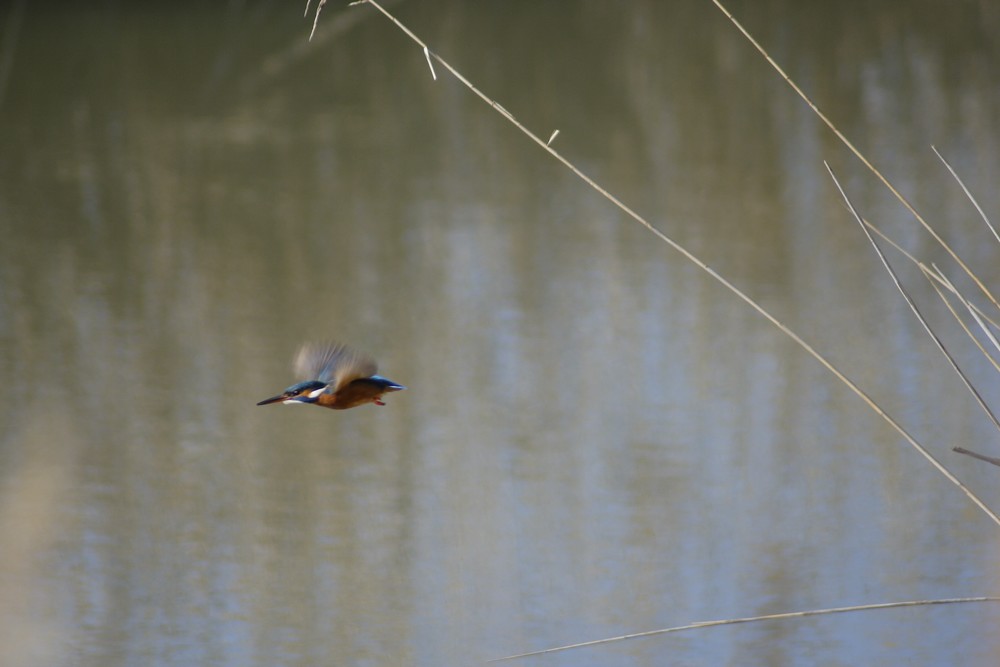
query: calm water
2 1 1000 666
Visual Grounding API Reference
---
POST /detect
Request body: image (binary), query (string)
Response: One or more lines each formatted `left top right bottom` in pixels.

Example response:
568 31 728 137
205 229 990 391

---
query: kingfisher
257 341 405 410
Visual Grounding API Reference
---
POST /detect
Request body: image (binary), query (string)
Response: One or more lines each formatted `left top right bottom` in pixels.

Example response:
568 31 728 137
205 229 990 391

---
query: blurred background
2 1 1000 665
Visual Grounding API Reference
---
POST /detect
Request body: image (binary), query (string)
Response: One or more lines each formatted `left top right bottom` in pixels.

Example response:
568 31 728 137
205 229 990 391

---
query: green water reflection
1 2 1000 666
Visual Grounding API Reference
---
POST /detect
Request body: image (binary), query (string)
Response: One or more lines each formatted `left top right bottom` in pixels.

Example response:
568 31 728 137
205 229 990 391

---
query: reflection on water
2 1 1000 665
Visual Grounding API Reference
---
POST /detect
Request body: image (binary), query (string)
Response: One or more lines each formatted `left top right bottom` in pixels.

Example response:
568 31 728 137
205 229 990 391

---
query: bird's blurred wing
294 341 377 392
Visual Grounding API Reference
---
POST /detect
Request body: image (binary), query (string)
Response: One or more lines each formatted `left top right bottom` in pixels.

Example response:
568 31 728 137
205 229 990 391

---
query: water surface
2 2 1000 666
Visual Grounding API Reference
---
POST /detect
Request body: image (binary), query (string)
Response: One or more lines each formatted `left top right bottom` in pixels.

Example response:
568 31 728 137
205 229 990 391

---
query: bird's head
256 380 328 406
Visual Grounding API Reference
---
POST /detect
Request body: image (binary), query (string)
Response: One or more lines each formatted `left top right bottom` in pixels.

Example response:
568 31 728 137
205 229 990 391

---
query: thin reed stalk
857 219 1000 461
490 597 1000 662
709 1 1000 314
955 447 1000 467
933 269 1000 359
304 2 1000 662
711 4 1000 471
826 163 1000 463
933 145 1000 246
330 0 1000 527
862 220 1000 333
923 269 1000 378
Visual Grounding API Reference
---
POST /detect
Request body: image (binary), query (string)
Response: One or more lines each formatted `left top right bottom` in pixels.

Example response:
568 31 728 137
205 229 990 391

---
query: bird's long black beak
256 393 287 406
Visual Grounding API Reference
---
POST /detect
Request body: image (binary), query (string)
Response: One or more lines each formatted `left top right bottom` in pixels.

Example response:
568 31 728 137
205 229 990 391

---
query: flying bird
257 341 405 410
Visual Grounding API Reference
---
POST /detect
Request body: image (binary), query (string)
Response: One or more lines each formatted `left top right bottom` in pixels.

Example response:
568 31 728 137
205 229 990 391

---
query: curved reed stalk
328 0 999 527
306 0 1000 662
709 1 999 314
490 597 1000 662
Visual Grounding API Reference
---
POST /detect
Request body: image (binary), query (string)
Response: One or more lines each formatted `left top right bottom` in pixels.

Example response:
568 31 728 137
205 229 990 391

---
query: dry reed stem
825 163 1000 515
923 270 1000 377
954 447 1000 467
709 1 1000 314
933 145 1000 246
341 0 1000 528
308 0 327 41
310 2 1000 661
422 46 437 80
862 220 1000 333
933 268 1000 358
846 170 1000 433
490 597 1000 662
